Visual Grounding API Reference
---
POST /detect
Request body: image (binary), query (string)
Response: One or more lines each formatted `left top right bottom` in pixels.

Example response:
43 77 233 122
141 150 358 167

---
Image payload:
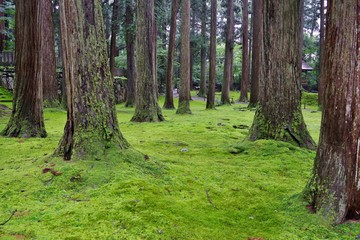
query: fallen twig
0 210 17 226
205 189 217 209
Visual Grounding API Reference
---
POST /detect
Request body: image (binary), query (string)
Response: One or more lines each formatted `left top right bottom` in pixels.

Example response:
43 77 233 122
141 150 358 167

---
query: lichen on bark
56 0 129 160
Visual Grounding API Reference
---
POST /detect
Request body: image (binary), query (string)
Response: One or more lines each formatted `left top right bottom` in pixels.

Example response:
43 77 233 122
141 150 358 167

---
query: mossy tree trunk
131 0 164 122
306 0 360 224
206 0 217 109
2 0 47 138
124 0 136 107
249 0 315 149
57 0 129 160
221 0 234 105
197 0 207 98
176 0 192 114
163 0 178 109
248 0 263 108
239 0 249 103
42 0 57 106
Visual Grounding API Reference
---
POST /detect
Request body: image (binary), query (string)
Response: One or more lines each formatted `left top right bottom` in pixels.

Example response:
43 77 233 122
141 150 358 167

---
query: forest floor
0 88 359 239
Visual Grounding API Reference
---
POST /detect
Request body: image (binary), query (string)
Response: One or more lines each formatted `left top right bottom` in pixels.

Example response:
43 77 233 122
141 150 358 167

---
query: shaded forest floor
0 89 359 239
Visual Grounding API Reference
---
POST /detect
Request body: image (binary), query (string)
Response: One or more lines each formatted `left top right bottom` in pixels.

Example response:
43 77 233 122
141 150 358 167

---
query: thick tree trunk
124 1 136 107
2 0 46 138
318 0 325 107
42 0 58 106
221 0 234 105
176 0 192 114
131 0 165 121
248 0 262 108
109 0 119 77
240 0 249 102
306 0 360 224
249 0 315 149
57 0 129 160
206 0 217 109
163 0 178 109
197 0 207 98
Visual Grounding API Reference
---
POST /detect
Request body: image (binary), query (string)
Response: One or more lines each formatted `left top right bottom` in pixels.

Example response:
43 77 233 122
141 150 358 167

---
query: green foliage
0 0 15 51
301 92 318 107
303 33 320 91
0 93 358 239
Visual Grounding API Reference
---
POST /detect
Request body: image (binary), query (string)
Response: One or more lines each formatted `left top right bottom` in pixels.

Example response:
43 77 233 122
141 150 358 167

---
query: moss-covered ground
0 88 359 239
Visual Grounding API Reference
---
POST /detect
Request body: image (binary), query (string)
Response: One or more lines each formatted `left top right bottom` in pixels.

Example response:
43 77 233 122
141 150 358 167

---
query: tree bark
57 0 129 160
240 0 249 102
306 0 360 224
249 0 315 150
163 0 178 109
248 0 263 108
0 0 4 52
176 0 192 114
42 0 58 106
164 0 179 109
221 0 234 105
318 0 325 107
131 0 165 121
109 0 120 77
197 0 207 98
125 0 136 107
2 0 47 138
206 0 217 109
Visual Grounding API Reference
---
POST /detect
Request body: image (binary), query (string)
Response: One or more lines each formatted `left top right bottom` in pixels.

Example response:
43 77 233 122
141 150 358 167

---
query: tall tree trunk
131 0 165 121
249 0 315 149
206 0 217 109
197 0 207 98
190 7 196 91
125 0 136 107
109 0 120 76
306 0 360 224
2 0 46 138
0 0 4 52
163 0 178 109
42 0 58 106
248 0 262 107
176 0 191 114
318 0 325 107
240 0 249 102
57 0 129 160
221 0 234 105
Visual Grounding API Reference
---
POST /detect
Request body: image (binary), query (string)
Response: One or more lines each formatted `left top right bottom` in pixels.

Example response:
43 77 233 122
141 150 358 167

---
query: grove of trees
0 0 358 225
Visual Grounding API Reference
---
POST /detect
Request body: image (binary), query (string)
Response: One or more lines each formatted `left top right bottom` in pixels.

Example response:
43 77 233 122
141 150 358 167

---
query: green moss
0 92 358 239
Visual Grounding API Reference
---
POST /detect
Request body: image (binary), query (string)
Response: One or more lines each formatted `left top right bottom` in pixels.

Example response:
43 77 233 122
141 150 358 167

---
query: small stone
180 148 188 152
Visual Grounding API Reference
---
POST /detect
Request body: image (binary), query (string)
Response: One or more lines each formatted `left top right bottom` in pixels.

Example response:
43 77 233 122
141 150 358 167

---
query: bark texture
176 0 192 114
42 0 58 106
163 0 178 109
318 0 325 107
2 0 46 138
221 0 234 105
57 0 129 160
307 0 360 224
125 0 136 107
239 0 249 102
249 0 315 149
131 0 165 121
249 0 263 107
197 0 207 98
206 0 217 109
109 0 120 77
